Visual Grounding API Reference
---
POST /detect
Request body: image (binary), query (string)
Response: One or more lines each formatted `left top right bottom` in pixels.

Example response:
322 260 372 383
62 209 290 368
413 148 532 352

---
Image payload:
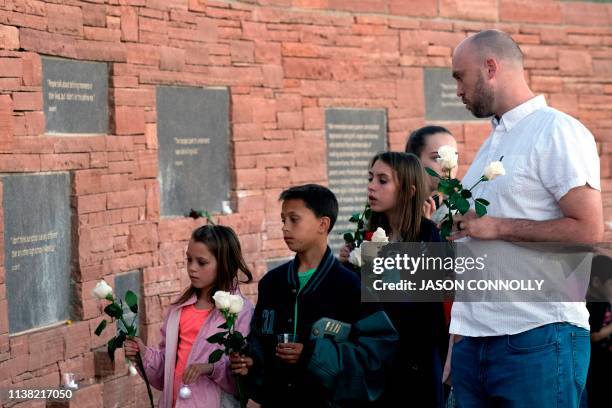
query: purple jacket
141 293 254 408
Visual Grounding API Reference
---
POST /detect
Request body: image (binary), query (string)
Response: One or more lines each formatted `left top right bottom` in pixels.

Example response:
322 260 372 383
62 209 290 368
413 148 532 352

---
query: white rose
371 227 389 243
483 161 505 181
212 291 231 310
127 361 138 376
228 295 244 314
92 280 113 300
436 145 458 171
348 246 362 267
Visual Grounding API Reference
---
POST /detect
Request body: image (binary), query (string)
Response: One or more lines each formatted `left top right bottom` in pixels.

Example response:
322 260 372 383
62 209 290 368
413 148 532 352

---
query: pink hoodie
141 293 254 408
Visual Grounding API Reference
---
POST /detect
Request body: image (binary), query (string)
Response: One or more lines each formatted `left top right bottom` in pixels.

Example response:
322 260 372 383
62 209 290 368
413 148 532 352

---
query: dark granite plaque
425 67 483 121
157 86 230 217
114 270 142 335
42 56 109 134
3 173 72 333
326 108 387 252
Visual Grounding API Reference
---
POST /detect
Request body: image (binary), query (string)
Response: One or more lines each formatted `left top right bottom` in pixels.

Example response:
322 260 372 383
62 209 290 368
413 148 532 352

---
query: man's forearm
496 217 601 243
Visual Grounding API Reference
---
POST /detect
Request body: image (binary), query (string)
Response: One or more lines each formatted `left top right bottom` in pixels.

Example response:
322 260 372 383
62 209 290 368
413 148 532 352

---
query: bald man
447 30 603 407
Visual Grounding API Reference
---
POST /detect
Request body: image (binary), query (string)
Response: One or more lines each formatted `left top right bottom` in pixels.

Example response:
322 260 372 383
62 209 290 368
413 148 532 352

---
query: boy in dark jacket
230 184 398 407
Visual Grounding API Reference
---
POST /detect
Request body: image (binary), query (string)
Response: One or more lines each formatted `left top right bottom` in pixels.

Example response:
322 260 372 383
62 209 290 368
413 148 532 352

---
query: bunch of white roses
429 145 505 239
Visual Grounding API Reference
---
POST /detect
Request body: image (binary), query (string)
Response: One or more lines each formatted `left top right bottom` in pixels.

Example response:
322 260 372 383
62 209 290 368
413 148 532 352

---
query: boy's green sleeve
306 310 398 403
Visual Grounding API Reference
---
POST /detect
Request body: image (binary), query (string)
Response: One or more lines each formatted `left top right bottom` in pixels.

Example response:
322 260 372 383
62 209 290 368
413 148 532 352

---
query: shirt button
288 318 293 323
291 289 297 294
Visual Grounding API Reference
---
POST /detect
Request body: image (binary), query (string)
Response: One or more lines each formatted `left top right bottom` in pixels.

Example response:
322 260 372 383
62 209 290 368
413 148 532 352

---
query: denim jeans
451 323 590 408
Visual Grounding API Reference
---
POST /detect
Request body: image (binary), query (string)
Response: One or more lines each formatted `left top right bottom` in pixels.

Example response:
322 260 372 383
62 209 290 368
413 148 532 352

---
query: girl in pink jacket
125 225 255 408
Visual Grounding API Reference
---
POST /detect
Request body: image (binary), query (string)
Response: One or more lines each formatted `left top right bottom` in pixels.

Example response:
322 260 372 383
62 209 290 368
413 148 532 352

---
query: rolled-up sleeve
535 115 600 202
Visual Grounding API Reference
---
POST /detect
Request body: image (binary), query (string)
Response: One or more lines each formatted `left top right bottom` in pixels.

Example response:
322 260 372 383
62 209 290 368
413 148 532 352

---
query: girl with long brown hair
367 151 431 242
367 151 447 407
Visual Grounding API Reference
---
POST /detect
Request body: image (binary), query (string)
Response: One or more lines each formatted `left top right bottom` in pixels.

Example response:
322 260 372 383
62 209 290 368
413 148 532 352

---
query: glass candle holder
179 384 192 399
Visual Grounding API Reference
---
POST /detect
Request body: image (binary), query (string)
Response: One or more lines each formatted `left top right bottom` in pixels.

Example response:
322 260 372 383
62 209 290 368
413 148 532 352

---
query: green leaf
448 192 461 206
107 338 117 362
126 325 137 337
231 331 245 342
357 219 364 229
449 179 462 189
218 322 228 330
425 167 441 179
115 331 126 349
475 198 490 206
94 319 107 336
206 331 228 345
460 190 472 199
104 303 123 319
441 219 453 241
364 208 371 220
475 200 487 217
349 213 360 222
229 331 246 352
208 349 224 364
456 197 470 215
343 233 354 243
438 180 454 196
125 291 138 314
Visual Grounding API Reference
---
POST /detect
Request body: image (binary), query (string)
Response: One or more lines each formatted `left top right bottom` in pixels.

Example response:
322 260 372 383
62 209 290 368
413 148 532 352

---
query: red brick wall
0 0 611 406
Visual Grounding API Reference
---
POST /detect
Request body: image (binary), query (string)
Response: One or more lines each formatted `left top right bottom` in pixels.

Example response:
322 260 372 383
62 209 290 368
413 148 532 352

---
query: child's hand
592 323 612 342
423 196 436 220
182 363 214 384
338 244 352 263
230 352 253 375
276 342 304 364
124 337 145 362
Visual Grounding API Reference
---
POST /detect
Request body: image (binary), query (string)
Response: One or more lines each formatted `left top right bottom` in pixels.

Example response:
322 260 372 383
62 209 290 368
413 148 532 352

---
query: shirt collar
490 95 547 132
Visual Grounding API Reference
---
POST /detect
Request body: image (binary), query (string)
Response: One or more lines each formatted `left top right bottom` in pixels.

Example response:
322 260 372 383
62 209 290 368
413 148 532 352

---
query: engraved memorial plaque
425 67 483 121
42 56 108 134
326 108 387 252
3 173 72 333
157 86 230 217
